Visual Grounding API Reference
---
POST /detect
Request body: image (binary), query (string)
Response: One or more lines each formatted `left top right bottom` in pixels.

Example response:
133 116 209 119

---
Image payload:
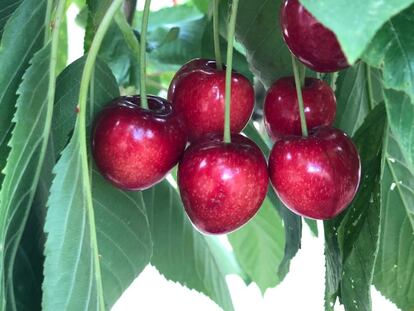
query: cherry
92 95 187 191
269 127 360 219
280 0 349 72
168 58 254 142
264 77 336 141
178 134 269 234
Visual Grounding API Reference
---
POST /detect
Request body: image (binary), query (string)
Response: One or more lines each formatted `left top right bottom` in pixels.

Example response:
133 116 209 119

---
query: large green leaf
363 6 414 102
0 0 22 39
228 198 285 294
0 0 47 183
374 130 414 311
300 0 414 64
44 55 152 310
0 44 54 310
383 89 414 172
143 181 235 311
221 0 291 88
324 104 386 311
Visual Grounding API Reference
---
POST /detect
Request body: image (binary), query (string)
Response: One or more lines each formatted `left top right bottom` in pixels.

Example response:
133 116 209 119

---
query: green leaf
304 218 318 237
243 123 302 280
85 0 112 51
0 43 54 310
44 55 151 310
52 56 119 153
143 181 235 311
192 0 210 14
300 0 414 64
228 198 285 294
334 63 371 136
383 89 414 172
363 6 414 102
0 0 47 184
57 13 68 74
222 0 292 88
0 0 22 39
324 104 387 311
13 145 54 311
374 130 414 311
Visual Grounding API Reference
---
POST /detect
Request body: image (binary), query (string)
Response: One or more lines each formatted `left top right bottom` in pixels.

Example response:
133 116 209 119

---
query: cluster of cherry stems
92 0 361 235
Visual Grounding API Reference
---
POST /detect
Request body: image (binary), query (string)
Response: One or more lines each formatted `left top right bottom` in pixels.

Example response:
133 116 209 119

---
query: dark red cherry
269 127 360 219
92 95 187 190
168 58 254 142
264 77 336 141
280 0 349 72
178 134 269 234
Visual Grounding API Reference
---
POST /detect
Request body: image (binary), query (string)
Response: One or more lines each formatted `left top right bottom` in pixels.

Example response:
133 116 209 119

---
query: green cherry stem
330 71 338 92
213 0 223 70
76 0 124 308
299 63 306 87
291 55 308 137
223 0 239 143
140 0 152 109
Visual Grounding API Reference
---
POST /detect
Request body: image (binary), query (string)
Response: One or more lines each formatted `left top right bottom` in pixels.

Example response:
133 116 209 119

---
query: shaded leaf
374 130 414 311
383 88 414 171
0 0 22 39
143 181 235 311
324 104 387 311
0 0 47 184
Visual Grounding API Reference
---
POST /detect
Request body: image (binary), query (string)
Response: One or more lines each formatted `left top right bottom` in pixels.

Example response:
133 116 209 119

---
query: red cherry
280 0 349 72
178 134 269 234
269 127 361 219
168 58 254 142
92 95 187 190
264 77 336 141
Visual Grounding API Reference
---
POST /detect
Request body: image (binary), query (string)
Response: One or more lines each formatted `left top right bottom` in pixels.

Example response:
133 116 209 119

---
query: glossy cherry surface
92 95 187 190
269 127 360 219
264 77 336 141
178 134 269 234
280 0 349 72
168 58 254 142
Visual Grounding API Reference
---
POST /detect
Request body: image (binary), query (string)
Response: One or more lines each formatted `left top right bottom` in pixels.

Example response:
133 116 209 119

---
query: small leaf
374 130 414 311
300 0 414 64
143 181 235 311
228 198 285 294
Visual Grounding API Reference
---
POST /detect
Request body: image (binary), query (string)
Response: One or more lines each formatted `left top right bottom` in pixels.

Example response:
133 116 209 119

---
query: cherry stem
140 0 151 109
213 0 223 70
330 71 338 92
299 63 306 88
224 0 239 143
291 55 308 137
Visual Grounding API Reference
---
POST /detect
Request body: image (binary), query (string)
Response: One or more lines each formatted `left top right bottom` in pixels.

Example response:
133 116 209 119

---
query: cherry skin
178 134 269 234
168 58 254 142
280 0 349 72
92 95 187 191
269 127 361 219
264 77 336 141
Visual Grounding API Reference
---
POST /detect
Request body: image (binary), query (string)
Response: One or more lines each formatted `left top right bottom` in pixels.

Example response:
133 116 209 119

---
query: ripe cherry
269 127 361 219
178 134 269 234
264 77 336 141
168 58 254 142
280 0 349 72
92 95 187 190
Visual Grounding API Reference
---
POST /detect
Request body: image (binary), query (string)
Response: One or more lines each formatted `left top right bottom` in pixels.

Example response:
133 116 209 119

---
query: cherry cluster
92 0 361 235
